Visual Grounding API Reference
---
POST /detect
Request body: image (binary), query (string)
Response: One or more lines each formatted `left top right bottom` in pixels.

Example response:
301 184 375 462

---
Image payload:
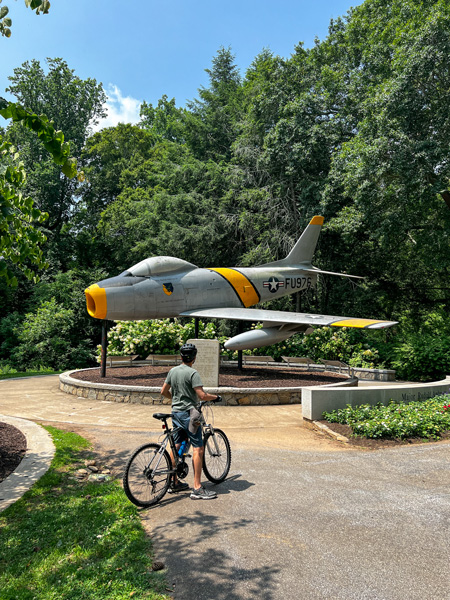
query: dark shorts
172 411 203 448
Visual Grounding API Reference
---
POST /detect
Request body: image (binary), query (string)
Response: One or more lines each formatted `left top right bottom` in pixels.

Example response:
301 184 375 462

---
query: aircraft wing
180 307 398 330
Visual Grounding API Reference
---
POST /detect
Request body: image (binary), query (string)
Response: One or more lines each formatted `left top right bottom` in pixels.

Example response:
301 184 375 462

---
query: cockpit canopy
126 256 197 278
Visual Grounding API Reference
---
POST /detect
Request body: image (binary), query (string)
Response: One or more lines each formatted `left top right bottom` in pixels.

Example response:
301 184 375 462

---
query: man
160 343 221 500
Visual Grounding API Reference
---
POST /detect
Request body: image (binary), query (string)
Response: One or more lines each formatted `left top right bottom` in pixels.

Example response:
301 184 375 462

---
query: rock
75 469 89 478
88 473 111 482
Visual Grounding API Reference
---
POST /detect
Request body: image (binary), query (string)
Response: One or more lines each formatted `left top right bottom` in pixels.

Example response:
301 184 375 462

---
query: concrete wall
302 376 450 421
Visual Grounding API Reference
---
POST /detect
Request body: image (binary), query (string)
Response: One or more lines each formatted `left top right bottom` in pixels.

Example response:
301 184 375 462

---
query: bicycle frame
153 402 223 476
151 419 185 478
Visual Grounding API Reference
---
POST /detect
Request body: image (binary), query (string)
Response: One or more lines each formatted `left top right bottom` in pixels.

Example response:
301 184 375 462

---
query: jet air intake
85 285 107 319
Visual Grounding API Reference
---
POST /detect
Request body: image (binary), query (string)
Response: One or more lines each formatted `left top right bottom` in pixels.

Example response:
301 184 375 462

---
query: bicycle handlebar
199 395 222 409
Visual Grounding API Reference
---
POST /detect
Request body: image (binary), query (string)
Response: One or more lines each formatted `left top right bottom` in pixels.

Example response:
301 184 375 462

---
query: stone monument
187 338 220 387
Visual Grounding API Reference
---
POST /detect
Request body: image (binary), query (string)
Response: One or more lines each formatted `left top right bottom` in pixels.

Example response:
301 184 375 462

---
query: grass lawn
0 427 170 600
0 369 62 380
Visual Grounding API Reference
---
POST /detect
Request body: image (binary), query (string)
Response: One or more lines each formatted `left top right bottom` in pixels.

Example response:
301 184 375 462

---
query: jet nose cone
85 284 107 319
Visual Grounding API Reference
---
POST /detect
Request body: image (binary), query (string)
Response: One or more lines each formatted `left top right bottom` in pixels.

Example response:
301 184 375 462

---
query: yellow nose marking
85 284 107 319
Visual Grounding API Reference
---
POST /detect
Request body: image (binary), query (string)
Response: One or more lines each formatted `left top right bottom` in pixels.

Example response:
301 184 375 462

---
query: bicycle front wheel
123 443 172 507
202 428 231 483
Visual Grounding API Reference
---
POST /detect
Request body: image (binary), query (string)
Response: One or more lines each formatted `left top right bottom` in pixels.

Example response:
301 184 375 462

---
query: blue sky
2 0 361 129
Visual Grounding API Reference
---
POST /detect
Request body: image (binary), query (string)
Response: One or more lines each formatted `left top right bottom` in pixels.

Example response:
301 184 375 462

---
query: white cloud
92 85 142 132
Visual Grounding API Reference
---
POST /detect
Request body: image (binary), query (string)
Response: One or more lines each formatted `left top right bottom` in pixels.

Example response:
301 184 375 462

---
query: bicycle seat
153 413 171 421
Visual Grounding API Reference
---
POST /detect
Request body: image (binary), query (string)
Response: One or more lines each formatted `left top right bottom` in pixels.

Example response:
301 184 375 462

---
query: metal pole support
195 317 199 338
100 320 108 378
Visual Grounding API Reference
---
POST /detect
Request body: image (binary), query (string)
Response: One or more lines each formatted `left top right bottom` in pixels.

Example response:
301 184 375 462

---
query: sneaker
190 486 217 500
168 481 190 493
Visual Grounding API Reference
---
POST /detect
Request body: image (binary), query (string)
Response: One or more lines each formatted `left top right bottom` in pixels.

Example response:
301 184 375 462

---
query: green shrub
392 308 450 381
12 298 95 370
101 318 217 359
323 395 450 440
0 311 24 361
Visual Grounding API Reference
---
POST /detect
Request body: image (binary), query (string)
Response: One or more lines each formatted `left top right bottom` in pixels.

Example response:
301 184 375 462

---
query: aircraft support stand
100 320 108 378
195 318 199 338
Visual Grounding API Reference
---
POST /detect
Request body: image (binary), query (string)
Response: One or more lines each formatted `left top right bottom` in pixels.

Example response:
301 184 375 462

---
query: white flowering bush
243 325 385 367
97 319 217 360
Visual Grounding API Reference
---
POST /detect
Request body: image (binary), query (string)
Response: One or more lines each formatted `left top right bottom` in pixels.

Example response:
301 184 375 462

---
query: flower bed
323 395 450 440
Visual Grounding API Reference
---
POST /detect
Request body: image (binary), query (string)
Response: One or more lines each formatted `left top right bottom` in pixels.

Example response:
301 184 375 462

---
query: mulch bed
71 365 348 388
0 422 27 483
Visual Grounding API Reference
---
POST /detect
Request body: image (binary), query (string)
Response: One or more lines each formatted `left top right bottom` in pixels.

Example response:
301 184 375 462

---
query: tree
323 0 450 317
139 95 186 143
77 123 156 267
4 58 106 270
185 47 243 161
97 139 232 272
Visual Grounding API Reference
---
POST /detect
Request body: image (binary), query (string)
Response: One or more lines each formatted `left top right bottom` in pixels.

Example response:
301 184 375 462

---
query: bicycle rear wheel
202 428 231 483
123 443 172 507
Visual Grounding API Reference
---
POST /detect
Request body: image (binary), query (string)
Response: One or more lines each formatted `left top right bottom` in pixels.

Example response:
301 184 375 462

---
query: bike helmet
180 343 197 363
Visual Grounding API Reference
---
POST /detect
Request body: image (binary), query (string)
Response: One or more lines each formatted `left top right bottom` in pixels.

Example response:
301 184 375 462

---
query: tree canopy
1 0 450 379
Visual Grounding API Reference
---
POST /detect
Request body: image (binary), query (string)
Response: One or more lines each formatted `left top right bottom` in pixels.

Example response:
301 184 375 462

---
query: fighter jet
85 216 397 350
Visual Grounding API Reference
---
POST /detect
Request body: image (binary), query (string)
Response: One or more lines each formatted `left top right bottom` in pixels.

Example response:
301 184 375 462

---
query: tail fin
259 216 324 267
258 215 364 279
284 215 323 265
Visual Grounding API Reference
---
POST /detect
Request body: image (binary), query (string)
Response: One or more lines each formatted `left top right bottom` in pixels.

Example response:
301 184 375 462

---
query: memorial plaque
187 338 220 387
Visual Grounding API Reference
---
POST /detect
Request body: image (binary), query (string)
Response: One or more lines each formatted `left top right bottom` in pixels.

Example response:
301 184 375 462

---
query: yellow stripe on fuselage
331 319 385 328
208 268 260 308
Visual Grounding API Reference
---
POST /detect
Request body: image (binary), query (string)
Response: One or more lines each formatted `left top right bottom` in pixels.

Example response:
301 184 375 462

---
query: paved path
0 415 55 512
1 375 450 600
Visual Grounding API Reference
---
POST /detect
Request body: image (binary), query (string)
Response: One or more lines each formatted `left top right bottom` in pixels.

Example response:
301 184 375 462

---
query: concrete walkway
1 375 450 600
0 414 55 512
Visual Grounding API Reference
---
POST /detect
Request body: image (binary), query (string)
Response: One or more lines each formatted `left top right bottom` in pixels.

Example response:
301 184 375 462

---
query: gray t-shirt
165 363 203 412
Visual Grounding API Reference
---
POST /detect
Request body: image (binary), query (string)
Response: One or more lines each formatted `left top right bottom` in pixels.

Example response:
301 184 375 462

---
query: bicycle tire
123 443 172 507
202 429 231 483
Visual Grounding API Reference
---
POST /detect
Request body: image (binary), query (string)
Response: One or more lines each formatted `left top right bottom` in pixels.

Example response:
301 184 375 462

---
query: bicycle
123 398 231 507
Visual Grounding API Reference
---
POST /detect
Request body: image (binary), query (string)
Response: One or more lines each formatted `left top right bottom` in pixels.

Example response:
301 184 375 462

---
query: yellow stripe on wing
208 268 260 307
331 319 386 329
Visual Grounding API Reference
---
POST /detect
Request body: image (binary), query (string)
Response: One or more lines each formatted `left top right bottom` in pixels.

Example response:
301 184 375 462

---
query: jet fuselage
85 259 318 322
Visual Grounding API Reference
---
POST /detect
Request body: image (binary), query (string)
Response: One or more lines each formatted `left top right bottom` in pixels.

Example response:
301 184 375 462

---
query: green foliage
2 0 450 379
0 137 48 285
0 311 23 358
0 0 12 37
0 427 168 599
236 325 387 367
140 94 186 143
392 308 450 381
1 0 50 38
0 364 58 378
96 140 233 271
323 395 450 440
0 97 78 177
11 297 95 370
103 318 217 359
4 58 106 270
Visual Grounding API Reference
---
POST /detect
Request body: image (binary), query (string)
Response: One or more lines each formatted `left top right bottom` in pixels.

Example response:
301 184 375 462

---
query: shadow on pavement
150 510 280 600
